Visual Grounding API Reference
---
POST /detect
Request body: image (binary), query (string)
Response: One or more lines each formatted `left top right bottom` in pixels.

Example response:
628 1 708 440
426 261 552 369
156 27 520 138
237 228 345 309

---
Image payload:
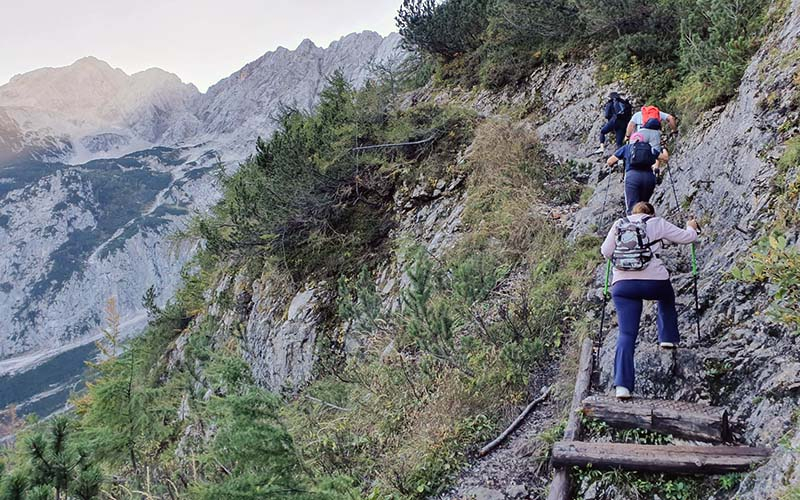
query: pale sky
1 0 401 92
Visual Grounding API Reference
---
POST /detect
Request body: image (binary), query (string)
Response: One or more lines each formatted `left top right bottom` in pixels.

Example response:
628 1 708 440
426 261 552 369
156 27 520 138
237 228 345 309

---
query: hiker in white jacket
600 201 699 399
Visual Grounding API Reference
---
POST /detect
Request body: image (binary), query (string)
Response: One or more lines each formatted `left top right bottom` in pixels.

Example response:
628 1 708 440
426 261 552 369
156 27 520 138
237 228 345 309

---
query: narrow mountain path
438 400 558 500
435 358 564 500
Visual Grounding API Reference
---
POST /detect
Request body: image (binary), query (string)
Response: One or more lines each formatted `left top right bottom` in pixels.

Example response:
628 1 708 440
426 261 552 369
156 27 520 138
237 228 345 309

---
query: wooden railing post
547 337 594 500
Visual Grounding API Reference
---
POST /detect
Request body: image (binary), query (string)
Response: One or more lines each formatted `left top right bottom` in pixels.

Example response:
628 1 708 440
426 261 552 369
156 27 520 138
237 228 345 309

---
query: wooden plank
552 441 770 475
581 395 731 443
547 338 594 500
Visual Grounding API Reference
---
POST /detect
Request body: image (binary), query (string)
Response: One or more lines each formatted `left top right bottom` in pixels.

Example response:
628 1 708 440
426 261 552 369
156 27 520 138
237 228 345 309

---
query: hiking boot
594 144 605 155
615 386 632 399
660 342 676 349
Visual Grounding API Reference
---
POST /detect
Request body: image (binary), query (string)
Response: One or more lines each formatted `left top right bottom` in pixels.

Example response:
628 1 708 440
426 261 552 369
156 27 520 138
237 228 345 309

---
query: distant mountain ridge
0 31 403 166
0 56 201 164
0 31 404 417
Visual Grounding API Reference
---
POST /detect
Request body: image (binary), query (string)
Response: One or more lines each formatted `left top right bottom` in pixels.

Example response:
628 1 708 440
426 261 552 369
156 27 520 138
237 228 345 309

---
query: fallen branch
479 385 552 457
350 134 438 152
304 395 351 412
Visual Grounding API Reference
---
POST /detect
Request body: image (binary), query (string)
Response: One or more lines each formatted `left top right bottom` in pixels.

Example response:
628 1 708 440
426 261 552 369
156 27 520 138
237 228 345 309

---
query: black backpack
606 97 632 121
617 98 632 121
629 142 655 170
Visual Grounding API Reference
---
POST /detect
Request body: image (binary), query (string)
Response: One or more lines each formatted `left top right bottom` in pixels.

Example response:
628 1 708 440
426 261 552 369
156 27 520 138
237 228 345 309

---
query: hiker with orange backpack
626 105 678 151
625 105 677 178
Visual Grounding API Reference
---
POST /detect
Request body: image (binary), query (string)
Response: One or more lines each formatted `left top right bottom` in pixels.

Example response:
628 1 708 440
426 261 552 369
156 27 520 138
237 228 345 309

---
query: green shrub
398 0 771 117
193 73 476 280
1 417 104 500
396 0 493 59
731 233 800 332
576 468 707 500
191 388 357 499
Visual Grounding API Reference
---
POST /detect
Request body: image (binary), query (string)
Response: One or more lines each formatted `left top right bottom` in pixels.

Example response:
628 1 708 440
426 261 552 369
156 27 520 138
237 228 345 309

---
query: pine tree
94 297 121 361
0 471 28 500
396 0 491 58
24 417 101 500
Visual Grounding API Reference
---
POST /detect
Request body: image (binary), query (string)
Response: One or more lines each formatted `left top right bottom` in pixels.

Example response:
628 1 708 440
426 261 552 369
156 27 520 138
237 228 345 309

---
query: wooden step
552 441 770 475
581 395 731 443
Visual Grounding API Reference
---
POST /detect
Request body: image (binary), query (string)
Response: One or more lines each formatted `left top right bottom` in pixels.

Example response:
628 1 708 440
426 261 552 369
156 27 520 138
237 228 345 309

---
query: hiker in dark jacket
594 92 631 155
600 201 699 399
606 132 669 214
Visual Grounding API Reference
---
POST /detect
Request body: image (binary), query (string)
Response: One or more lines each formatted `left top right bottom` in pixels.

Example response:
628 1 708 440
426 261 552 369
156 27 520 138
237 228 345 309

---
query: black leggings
624 170 656 214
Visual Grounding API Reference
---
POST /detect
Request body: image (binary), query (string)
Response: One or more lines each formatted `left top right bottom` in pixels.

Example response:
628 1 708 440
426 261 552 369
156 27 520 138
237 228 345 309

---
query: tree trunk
581 395 731 443
552 441 771 474
547 338 594 500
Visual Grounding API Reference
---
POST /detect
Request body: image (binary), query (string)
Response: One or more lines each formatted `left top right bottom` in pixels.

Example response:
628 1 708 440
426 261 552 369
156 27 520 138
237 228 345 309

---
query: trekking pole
600 169 612 230
691 242 700 343
591 260 612 389
667 162 681 213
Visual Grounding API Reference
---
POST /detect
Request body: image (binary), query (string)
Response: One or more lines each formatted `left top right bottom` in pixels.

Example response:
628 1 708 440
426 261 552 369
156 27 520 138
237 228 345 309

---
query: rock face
234 169 469 393
244 285 322 392
0 32 404 416
188 31 404 159
0 147 213 361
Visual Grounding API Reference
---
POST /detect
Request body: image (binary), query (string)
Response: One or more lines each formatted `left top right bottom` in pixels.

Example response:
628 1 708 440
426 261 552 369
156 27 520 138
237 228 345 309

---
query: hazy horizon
1 0 400 92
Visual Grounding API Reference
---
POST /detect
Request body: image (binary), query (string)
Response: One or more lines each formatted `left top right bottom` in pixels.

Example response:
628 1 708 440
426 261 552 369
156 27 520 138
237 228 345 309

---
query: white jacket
601 214 698 284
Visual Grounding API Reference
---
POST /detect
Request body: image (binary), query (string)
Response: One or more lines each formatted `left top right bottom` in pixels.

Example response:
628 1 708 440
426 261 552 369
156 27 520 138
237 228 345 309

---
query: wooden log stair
547 339 771 500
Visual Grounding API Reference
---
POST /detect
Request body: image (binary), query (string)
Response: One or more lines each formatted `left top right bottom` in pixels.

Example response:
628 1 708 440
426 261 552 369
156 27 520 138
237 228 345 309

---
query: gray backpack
612 216 661 271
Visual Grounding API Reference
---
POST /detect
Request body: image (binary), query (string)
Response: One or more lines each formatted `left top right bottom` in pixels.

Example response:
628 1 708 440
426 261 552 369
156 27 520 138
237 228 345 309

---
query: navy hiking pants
624 170 656 214
600 118 627 148
612 279 680 391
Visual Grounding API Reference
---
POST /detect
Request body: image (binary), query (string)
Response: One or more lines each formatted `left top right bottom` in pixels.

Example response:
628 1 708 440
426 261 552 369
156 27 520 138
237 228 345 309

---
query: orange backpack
641 105 661 125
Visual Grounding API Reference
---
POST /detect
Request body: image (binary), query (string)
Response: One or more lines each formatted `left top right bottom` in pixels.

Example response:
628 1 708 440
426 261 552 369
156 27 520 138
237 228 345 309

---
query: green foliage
718 472 742 492
0 471 29 500
399 0 771 111
783 483 800 500
396 0 492 59
673 0 770 113
766 136 800 227
289 111 597 497
576 467 707 500
75 300 193 475
6 417 104 500
583 417 673 446
779 136 800 174
191 388 356 499
194 73 475 280
731 233 800 331
338 268 383 335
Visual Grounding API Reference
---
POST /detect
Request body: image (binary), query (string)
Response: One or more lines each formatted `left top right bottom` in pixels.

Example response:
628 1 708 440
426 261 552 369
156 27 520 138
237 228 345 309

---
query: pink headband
630 132 645 143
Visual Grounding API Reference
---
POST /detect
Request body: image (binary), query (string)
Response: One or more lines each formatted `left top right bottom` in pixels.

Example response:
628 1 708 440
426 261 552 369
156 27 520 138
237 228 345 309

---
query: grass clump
731 233 800 333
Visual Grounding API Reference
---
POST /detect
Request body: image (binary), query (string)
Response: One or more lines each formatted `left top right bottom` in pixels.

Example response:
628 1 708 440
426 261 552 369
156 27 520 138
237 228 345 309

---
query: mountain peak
296 38 319 52
72 56 110 68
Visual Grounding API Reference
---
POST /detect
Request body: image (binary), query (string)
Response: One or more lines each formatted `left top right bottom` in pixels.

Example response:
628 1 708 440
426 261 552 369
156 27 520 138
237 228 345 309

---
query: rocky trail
439 400 557 500
424 0 800 497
